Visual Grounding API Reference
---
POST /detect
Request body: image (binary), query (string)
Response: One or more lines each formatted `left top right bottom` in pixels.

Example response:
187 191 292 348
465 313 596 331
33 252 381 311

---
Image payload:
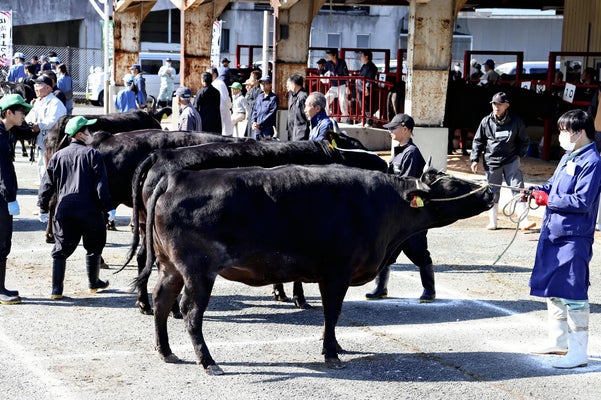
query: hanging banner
0 10 13 67
210 20 222 68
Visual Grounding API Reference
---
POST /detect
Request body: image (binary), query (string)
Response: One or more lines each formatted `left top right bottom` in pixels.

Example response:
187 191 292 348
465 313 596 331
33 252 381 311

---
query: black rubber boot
0 259 21 304
365 267 390 300
86 254 109 293
51 258 66 300
418 264 436 303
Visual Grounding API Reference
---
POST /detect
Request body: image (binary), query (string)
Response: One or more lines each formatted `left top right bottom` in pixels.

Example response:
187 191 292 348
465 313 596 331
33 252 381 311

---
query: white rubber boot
531 298 568 355
486 207 498 230
553 304 589 369
517 201 536 230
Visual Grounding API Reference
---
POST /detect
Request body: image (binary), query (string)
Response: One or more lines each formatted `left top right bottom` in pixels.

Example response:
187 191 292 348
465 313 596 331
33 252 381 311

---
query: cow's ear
403 189 430 208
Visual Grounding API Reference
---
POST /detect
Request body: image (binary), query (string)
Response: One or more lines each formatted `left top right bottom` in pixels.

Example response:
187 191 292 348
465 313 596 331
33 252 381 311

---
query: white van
495 61 561 78
86 52 180 106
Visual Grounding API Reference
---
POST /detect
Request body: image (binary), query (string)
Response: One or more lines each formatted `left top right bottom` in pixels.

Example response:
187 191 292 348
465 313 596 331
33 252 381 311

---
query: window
327 33 341 49
356 34 370 49
220 28 230 53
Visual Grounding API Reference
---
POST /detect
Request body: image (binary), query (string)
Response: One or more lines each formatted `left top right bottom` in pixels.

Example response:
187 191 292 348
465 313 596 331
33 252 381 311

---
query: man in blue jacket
304 92 332 141
251 76 279 140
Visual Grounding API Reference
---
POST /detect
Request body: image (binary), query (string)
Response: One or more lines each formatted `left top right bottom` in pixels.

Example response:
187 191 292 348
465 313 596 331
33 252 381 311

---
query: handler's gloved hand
39 213 49 223
7 201 20 216
107 209 116 222
532 190 549 206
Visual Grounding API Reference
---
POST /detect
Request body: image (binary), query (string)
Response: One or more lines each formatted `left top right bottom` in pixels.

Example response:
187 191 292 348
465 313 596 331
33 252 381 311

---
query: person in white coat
211 68 233 136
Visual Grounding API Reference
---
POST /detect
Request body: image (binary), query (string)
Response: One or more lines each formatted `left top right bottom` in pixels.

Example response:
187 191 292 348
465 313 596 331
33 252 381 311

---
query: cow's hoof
325 357 345 369
45 234 55 244
106 221 117 231
294 298 312 309
273 289 289 302
161 353 180 363
205 364 225 375
170 310 183 319
136 302 154 315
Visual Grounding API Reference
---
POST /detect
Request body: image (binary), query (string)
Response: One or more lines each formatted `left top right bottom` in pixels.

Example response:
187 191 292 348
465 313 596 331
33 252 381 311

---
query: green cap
229 82 243 90
0 94 32 113
65 116 98 137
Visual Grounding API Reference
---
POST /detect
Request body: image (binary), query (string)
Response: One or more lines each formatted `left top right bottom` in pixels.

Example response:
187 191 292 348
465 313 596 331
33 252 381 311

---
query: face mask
559 131 578 151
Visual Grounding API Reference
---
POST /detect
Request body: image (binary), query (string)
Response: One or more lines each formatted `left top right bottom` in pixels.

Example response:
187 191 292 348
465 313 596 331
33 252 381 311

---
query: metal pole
103 0 110 114
262 11 269 78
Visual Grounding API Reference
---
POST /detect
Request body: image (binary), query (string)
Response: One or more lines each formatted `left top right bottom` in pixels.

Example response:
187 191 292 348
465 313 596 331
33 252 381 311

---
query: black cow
44 109 171 163
138 165 494 373
125 139 387 315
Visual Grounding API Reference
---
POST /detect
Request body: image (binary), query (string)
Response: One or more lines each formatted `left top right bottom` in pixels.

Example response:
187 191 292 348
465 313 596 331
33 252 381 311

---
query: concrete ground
2 110 599 399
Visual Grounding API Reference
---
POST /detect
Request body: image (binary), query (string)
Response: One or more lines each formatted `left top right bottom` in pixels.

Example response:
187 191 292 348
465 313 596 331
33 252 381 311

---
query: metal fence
0 45 103 101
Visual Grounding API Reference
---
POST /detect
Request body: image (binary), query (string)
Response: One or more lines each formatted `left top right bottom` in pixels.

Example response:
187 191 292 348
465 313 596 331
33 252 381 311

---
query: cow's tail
121 154 156 271
133 175 168 292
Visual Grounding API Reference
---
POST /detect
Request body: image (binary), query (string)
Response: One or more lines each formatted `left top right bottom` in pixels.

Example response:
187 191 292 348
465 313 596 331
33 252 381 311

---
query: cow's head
403 167 494 227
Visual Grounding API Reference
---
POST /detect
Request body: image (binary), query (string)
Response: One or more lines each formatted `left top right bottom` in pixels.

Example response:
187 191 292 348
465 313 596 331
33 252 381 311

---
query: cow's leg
318 279 349 369
153 263 184 363
272 283 288 302
292 281 312 309
135 241 153 315
180 274 222 375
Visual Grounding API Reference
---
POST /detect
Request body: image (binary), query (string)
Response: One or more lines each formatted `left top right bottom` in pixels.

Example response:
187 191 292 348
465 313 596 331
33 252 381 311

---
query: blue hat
175 86 192 99
259 76 272 83
129 64 141 71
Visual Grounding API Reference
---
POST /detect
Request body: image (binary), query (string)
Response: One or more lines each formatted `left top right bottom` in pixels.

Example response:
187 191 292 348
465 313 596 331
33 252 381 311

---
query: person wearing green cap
38 116 115 300
0 94 32 305
230 81 247 137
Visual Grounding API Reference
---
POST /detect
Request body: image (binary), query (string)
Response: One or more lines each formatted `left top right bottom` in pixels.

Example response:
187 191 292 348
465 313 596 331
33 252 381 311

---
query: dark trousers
0 198 13 260
51 212 106 259
399 231 432 268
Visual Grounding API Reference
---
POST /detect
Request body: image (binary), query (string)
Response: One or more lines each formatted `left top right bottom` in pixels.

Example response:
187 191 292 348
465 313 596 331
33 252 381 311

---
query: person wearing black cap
218 57 233 86
157 58 176 107
470 91 534 230
316 58 327 75
38 116 115 300
323 48 350 121
251 75 279 140
365 113 436 303
25 75 67 181
480 59 499 85
0 94 32 305
129 64 147 108
176 86 202 132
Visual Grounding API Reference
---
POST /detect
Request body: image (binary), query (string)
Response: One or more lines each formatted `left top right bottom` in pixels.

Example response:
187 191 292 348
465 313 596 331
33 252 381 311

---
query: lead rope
492 188 540 265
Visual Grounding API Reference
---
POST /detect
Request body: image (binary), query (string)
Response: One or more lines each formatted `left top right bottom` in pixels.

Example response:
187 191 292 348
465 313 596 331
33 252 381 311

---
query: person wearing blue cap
250 75 278 139
175 86 202 132
115 73 138 112
0 94 32 305
129 64 147 108
38 116 115 300
7 52 27 83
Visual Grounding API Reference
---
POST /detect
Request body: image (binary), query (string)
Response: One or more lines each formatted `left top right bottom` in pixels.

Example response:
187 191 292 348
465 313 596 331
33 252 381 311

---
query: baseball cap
165 57 172 62
222 57 231 63
317 58 327 65
49 57 61 63
383 114 415 131
34 75 54 87
123 73 134 84
0 94 32 113
490 92 509 104
230 82 243 90
13 52 25 60
484 59 495 68
175 86 192 99
65 116 98 137
130 64 141 71
259 76 272 83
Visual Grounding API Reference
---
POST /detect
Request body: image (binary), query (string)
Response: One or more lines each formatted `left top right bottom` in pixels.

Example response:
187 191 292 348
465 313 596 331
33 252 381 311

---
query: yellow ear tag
330 139 338 149
410 195 424 208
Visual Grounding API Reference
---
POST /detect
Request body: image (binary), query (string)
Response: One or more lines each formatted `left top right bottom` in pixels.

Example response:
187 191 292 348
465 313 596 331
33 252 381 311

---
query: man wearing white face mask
528 109 601 369
470 92 534 230
38 116 115 300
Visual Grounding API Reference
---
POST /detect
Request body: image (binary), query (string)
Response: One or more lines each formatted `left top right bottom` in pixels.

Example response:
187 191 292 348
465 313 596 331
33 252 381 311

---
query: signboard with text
0 10 13 67
210 20 222 68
